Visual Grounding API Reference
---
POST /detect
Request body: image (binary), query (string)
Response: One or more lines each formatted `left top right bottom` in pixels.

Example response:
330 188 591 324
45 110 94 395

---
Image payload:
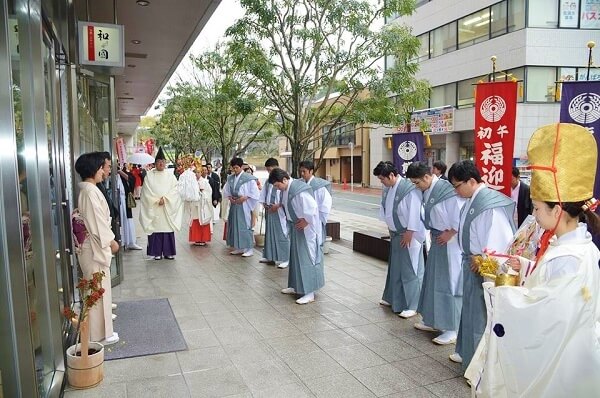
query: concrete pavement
64 206 469 398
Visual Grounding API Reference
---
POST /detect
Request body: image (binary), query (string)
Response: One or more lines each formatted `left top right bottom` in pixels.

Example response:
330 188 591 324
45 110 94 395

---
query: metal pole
587 41 595 81
350 142 354 192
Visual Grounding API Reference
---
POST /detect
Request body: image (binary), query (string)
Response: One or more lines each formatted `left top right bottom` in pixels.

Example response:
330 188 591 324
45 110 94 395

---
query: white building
370 0 599 187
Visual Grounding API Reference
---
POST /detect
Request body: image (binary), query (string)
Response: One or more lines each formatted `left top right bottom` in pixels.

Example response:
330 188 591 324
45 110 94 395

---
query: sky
148 0 245 116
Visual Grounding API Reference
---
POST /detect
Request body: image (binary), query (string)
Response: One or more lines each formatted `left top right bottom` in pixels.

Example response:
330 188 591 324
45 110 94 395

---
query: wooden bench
353 231 390 262
326 221 341 241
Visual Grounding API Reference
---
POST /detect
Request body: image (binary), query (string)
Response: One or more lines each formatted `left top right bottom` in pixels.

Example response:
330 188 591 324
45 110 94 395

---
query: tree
154 44 276 182
227 0 429 177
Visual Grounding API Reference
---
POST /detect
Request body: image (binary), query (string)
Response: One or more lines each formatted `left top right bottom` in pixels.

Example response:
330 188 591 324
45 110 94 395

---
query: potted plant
63 271 106 389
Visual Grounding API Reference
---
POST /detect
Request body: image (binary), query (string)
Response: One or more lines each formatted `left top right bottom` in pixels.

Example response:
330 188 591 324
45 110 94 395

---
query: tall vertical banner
392 132 425 176
115 137 127 166
474 81 517 196
560 80 600 203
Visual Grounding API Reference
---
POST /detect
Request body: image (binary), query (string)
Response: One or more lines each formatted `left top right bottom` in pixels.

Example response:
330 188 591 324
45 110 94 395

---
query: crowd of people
72 122 600 395
373 123 600 397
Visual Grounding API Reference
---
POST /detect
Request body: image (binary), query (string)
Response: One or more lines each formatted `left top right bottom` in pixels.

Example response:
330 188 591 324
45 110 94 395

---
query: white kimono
185 176 213 226
222 173 260 228
468 224 600 397
259 182 287 237
77 181 115 342
140 169 183 234
380 177 426 274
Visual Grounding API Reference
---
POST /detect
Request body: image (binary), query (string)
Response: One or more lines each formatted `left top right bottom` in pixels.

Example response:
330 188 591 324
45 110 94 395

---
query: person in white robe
406 161 465 345
74 152 120 344
299 160 332 244
179 165 213 245
373 161 426 319
223 157 260 257
259 158 290 268
269 168 324 304
466 123 600 397
140 147 183 260
447 160 515 370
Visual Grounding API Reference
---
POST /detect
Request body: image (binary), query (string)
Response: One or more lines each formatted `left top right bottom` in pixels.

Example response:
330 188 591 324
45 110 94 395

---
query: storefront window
431 21 457 57
490 67 525 102
508 0 526 31
491 1 508 38
528 0 559 28
526 67 557 102
458 8 491 49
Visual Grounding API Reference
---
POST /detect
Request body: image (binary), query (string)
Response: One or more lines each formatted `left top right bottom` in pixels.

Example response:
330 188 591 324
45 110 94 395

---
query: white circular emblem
397 141 417 161
480 95 507 122
430 198 435 203
469 208 475 215
568 93 600 124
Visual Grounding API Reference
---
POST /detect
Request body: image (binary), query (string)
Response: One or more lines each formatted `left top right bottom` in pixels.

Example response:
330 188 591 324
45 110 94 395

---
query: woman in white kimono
467 123 600 397
190 166 213 245
74 152 120 344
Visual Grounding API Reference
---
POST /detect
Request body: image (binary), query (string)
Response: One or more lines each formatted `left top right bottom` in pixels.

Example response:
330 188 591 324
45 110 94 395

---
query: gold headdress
527 123 597 203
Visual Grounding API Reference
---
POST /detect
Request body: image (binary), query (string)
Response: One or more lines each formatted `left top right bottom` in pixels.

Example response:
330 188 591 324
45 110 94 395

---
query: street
332 190 381 220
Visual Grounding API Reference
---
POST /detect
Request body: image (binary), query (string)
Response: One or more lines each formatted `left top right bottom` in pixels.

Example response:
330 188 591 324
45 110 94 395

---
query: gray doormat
104 298 187 360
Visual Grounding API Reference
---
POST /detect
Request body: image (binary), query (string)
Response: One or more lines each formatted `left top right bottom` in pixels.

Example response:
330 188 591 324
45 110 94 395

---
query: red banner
474 81 517 196
87 26 95 61
115 137 127 166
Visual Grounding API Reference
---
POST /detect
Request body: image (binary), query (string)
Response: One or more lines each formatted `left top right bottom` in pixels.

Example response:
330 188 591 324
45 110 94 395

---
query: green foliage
151 44 276 169
227 0 428 175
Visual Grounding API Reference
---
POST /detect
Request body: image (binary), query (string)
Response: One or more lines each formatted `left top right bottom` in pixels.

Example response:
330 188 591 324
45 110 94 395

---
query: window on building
580 0 600 29
458 76 486 108
385 54 396 71
489 67 525 102
559 67 577 82
491 1 508 38
430 83 457 108
528 0 558 28
577 67 600 81
416 33 430 62
508 0 526 31
431 21 457 57
323 123 356 147
458 8 491 49
559 0 579 28
526 67 557 102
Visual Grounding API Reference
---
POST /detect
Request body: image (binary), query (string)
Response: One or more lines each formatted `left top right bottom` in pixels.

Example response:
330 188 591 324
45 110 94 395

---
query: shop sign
78 22 124 68
410 106 454 134
581 0 600 29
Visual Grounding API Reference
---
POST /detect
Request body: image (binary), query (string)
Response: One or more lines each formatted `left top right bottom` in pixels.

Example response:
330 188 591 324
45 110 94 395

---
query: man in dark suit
511 167 533 227
204 164 222 208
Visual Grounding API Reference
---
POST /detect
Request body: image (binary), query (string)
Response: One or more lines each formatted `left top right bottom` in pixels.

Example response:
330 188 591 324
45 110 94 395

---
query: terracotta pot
66 341 104 389
254 234 265 247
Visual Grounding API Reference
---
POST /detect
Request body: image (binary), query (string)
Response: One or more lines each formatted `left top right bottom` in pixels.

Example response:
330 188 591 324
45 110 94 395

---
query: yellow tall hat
527 123 597 202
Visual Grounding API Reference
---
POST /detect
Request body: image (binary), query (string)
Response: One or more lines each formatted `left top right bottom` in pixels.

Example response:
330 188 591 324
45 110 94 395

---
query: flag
474 81 518 196
560 81 600 201
392 132 425 176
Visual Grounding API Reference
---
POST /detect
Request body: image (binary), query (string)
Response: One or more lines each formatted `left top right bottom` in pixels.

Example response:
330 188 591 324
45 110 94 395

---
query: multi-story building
370 0 599 187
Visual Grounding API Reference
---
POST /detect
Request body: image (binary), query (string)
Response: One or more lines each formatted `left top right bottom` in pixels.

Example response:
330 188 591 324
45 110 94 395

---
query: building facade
0 1 218 396
371 0 599 187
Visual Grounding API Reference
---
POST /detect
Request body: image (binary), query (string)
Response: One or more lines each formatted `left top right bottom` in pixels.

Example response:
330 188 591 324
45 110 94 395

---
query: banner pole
491 56 497 82
587 41 595 81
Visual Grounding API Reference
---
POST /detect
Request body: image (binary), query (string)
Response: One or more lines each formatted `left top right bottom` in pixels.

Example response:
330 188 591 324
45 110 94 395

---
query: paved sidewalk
64 209 469 398
331 183 382 196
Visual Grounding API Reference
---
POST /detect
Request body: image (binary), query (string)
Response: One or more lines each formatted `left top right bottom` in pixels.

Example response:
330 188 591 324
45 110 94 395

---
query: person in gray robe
268 168 324 305
223 157 260 257
373 161 426 318
259 159 290 268
299 160 332 244
406 161 464 345
447 160 515 370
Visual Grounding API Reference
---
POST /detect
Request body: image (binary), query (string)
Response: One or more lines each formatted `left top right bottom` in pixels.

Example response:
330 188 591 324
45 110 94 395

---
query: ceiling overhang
76 0 221 136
